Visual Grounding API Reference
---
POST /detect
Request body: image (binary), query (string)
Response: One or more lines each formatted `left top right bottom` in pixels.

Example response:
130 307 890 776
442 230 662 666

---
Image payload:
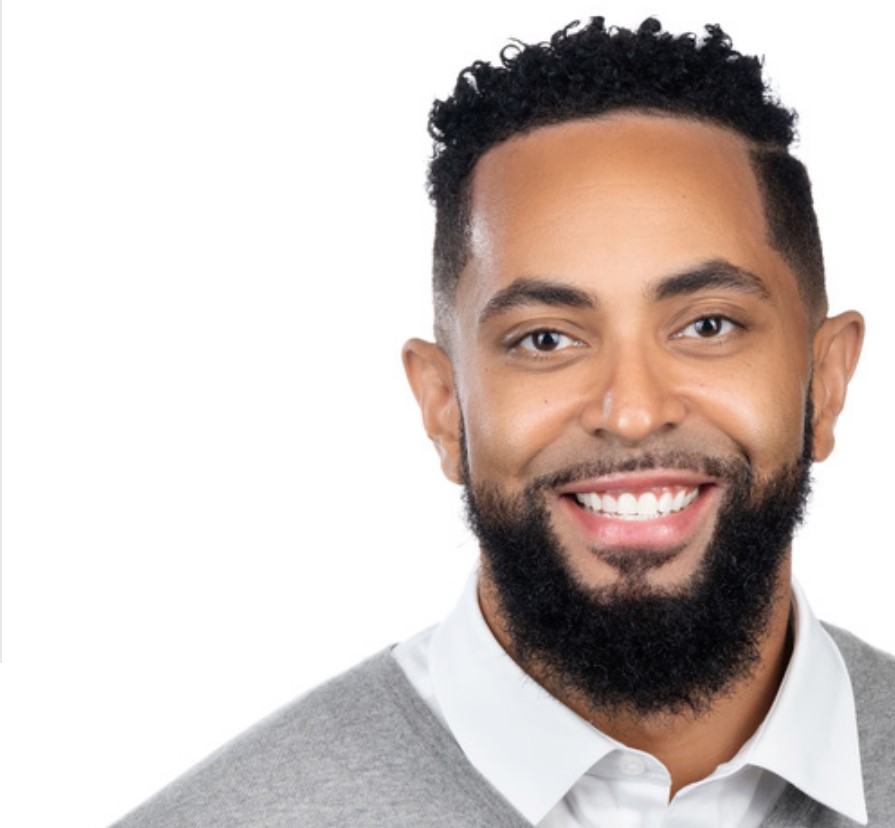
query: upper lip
556 470 718 496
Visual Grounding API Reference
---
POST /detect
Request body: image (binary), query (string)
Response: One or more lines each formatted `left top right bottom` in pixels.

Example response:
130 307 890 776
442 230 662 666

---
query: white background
2 2 893 825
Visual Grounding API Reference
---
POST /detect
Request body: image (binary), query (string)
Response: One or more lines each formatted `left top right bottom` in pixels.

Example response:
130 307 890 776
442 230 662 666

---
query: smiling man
111 17 894 828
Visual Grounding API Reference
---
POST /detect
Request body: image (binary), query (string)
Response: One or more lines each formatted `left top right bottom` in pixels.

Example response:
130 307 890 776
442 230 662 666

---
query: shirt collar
429 572 866 825
745 580 867 824
430 572 617 823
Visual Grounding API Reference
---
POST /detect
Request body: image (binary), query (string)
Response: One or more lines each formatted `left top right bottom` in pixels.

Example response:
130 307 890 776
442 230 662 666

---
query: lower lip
556 486 720 550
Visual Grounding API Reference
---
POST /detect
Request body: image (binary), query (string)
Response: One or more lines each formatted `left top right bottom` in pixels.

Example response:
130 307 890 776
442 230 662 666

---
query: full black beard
463 419 813 717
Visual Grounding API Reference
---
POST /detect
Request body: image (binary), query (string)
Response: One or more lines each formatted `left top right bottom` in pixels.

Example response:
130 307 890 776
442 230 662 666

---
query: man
111 17 894 827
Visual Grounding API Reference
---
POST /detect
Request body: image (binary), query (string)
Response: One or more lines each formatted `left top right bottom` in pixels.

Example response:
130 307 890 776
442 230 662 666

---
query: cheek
688 369 808 473
462 370 580 482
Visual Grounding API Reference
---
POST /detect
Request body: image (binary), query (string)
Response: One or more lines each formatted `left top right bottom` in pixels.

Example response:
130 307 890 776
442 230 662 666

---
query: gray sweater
111 625 895 827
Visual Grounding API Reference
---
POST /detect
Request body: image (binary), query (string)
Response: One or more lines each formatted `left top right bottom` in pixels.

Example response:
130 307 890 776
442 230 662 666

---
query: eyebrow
651 260 771 302
478 277 596 326
477 260 771 327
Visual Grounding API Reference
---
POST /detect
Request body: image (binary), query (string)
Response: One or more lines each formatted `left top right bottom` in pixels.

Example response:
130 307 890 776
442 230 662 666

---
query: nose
579 341 687 444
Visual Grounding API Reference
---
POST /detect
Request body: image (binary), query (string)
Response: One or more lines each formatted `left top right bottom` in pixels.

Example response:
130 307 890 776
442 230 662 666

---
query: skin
403 113 863 795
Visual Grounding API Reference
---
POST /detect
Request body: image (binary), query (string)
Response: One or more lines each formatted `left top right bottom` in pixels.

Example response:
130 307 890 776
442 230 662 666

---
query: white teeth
574 487 700 521
657 491 674 515
639 492 659 519
617 493 638 516
578 492 601 512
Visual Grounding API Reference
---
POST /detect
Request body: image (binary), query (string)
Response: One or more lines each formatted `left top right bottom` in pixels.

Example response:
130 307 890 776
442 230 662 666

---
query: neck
479 566 795 798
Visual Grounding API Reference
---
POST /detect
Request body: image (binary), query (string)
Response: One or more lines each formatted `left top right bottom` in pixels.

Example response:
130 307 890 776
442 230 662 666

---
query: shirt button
619 754 647 776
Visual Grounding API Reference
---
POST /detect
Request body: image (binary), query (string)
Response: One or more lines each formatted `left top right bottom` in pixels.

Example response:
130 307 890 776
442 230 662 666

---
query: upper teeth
574 487 699 520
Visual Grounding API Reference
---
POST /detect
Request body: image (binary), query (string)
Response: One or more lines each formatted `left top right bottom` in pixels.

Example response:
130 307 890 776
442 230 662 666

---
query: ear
810 311 864 462
402 338 464 484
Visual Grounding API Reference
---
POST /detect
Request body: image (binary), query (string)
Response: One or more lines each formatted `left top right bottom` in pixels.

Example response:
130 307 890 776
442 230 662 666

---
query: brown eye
677 316 737 339
519 330 575 352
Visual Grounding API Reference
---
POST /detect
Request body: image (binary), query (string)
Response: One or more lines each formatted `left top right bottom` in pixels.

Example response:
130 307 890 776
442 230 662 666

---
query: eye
675 315 739 339
516 330 579 353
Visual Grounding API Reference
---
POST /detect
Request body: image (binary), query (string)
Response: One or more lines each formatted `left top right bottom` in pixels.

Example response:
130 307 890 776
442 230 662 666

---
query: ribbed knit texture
111 625 894 827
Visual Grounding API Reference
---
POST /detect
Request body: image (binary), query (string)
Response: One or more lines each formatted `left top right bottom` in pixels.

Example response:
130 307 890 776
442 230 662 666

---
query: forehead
458 113 797 314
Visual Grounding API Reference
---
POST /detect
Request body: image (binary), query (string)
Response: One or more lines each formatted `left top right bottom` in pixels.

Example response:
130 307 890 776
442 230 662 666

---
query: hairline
433 109 827 346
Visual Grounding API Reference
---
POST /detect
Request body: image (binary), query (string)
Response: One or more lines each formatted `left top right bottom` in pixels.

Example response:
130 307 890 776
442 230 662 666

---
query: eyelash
673 314 744 340
506 327 582 359
506 314 745 358
511 329 581 354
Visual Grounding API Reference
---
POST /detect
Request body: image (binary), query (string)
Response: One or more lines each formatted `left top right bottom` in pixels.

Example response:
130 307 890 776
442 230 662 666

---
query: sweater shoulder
109 649 526 828
823 624 895 825
822 623 895 715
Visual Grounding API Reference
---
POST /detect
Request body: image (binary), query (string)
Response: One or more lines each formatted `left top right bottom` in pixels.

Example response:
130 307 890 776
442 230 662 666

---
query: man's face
403 112 862 711
448 114 813 595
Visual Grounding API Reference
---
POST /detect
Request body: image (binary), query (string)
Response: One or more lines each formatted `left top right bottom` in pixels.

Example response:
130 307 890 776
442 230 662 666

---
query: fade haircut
427 17 827 342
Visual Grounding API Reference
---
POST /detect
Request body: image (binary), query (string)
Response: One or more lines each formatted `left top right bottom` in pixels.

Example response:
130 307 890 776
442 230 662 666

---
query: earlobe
810 311 864 462
402 338 464 484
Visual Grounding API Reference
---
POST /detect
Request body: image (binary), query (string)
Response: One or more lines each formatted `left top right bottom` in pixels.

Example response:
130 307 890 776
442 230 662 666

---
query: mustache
528 451 752 492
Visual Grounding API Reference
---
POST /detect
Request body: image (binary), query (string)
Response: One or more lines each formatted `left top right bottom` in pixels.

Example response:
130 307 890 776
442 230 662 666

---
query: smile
556 471 720 550
573 487 700 521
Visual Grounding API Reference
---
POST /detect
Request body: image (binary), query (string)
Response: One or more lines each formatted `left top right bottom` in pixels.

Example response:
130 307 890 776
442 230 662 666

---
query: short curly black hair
428 17 826 340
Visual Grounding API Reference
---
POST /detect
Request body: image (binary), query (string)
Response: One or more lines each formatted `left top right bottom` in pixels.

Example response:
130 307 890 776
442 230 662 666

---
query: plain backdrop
2 2 893 826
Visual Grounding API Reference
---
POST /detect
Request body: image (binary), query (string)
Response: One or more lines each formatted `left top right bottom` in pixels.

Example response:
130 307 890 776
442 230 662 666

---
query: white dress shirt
393 573 867 827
